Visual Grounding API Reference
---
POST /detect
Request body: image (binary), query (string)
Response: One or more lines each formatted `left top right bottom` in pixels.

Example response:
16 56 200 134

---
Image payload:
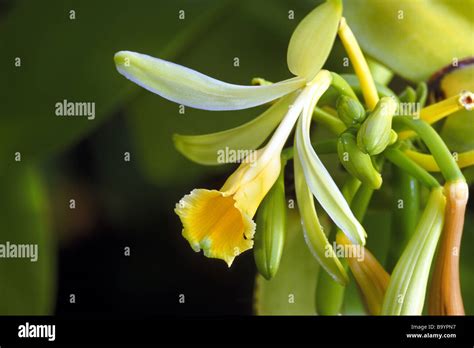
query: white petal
115 51 305 111
295 73 366 245
294 147 349 285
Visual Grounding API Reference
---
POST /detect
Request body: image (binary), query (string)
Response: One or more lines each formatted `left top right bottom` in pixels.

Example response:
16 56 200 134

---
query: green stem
384 147 440 189
393 117 464 182
386 166 420 272
330 72 359 101
315 176 375 315
313 107 346 135
341 74 398 100
350 183 375 220
281 138 337 160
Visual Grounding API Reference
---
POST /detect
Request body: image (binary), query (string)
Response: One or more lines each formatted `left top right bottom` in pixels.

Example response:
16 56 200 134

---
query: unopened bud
357 96 398 155
254 165 287 280
336 95 366 127
338 130 382 189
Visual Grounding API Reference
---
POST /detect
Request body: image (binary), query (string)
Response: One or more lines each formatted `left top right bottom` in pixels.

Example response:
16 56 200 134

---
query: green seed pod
338 130 382 189
357 96 398 155
254 164 287 280
336 95 366 127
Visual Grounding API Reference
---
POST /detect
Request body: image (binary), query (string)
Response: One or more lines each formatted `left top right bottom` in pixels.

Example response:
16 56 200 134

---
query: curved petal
295 79 367 245
382 188 445 315
294 150 348 285
115 51 305 110
287 0 342 81
173 93 298 165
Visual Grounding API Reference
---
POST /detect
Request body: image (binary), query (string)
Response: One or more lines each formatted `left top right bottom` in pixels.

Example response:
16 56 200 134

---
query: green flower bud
337 130 382 189
336 95 366 127
254 164 287 280
357 96 398 155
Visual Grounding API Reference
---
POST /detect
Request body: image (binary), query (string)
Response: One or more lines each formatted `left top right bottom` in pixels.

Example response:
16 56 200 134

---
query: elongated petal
295 86 366 246
173 93 298 165
382 188 446 315
115 51 305 110
287 0 342 81
294 149 348 285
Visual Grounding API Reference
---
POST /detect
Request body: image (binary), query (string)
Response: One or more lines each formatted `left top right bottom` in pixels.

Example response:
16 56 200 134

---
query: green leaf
0 166 55 314
115 51 305 111
254 209 319 315
343 0 474 82
287 0 342 81
173 93 297 165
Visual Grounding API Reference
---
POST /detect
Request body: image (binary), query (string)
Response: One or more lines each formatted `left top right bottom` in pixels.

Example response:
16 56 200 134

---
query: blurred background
0 0 472 316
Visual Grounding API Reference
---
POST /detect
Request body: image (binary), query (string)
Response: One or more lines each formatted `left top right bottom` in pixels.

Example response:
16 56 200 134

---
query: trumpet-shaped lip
175 189 255 267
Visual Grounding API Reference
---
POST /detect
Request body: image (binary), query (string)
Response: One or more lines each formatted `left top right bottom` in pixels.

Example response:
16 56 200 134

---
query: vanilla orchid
114 0 366 270
113 0 473 316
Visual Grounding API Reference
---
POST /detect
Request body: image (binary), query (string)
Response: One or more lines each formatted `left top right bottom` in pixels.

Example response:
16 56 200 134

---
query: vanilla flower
114 0 365 271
